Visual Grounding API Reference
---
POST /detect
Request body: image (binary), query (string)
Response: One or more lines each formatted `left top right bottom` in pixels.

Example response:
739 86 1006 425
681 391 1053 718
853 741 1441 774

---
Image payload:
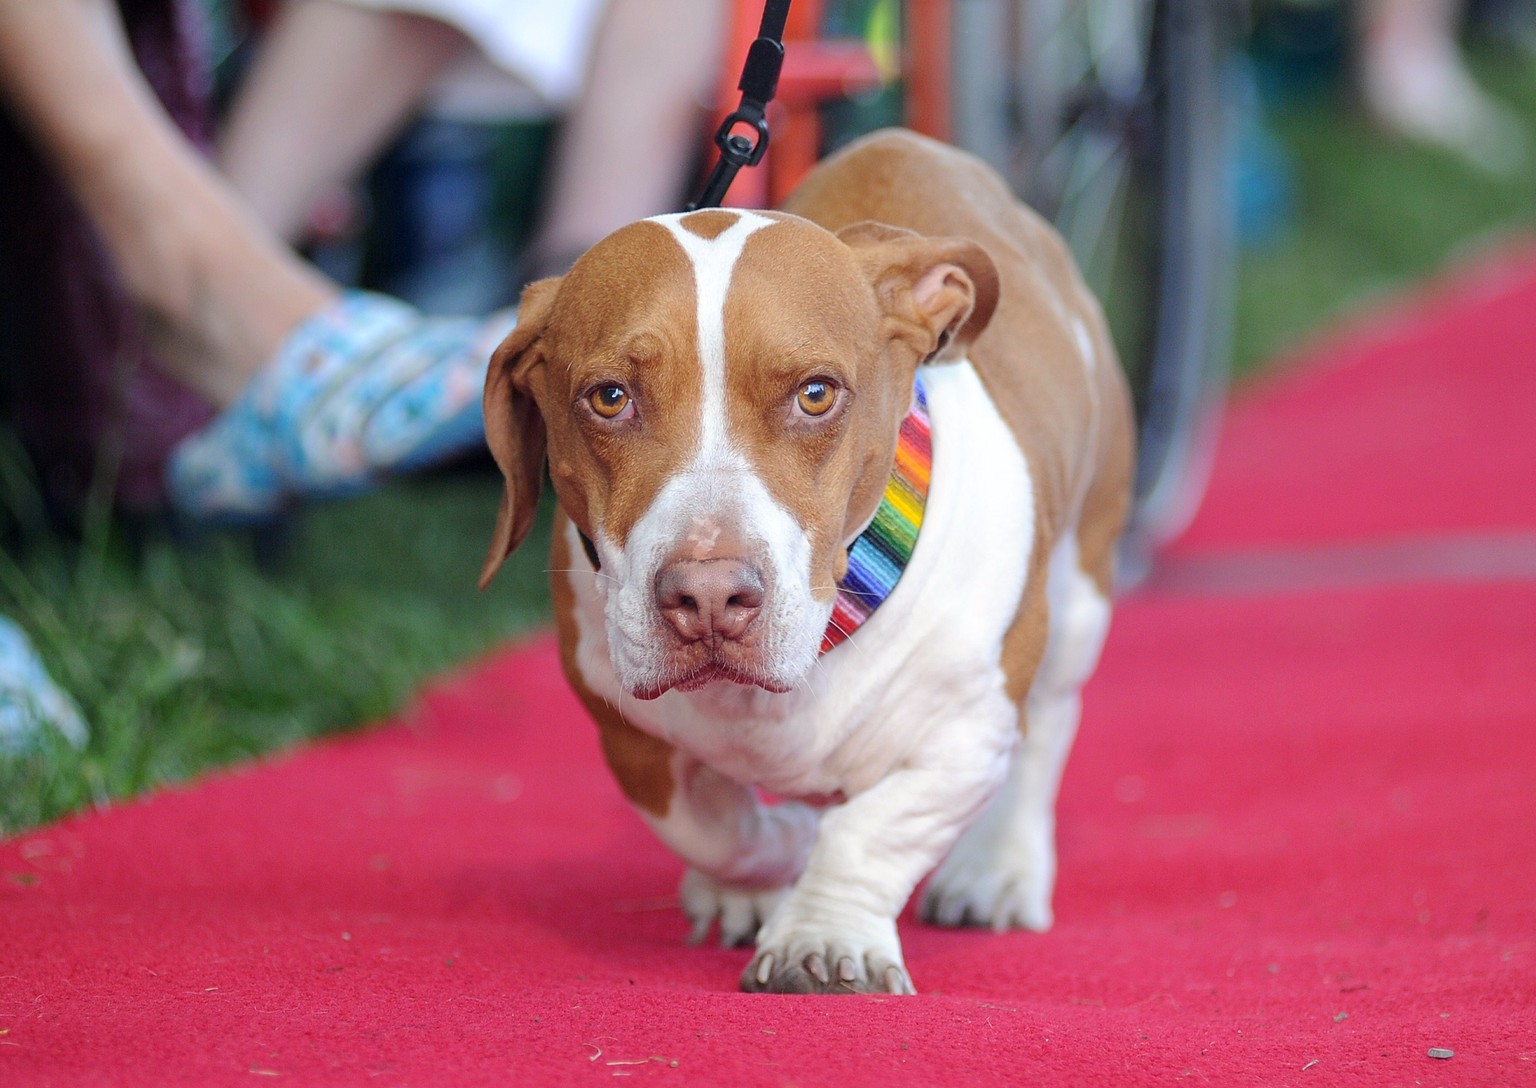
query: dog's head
480 209 997 699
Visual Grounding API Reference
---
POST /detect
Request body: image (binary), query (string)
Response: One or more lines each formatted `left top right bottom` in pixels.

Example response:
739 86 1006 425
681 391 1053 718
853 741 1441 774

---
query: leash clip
714 108 771 169
687 1 791 211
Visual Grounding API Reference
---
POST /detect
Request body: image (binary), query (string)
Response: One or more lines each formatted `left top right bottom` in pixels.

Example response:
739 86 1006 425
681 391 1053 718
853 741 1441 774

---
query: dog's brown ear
479 276 561 589
838 220 999 364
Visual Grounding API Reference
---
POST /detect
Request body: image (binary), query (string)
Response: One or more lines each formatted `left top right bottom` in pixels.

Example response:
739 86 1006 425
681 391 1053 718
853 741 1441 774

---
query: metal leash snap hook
686 0 791 212
718 114 770 167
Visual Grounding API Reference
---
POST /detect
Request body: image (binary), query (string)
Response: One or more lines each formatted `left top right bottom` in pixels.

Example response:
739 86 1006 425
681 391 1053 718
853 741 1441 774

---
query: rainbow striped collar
822 374 932 654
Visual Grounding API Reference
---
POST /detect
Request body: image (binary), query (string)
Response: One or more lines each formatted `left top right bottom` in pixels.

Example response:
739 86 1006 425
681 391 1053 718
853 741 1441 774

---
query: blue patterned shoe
357 306 516 473
0 616 87 752
167 292 518 518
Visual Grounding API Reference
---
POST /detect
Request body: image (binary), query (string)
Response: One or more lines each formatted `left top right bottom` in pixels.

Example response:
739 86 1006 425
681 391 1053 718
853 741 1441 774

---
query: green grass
1 466 552 835
1233 46 1536 374
4 40 1536 836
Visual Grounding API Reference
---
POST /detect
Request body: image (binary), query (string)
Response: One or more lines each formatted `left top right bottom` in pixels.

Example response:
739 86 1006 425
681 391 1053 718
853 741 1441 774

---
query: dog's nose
655 558 764 643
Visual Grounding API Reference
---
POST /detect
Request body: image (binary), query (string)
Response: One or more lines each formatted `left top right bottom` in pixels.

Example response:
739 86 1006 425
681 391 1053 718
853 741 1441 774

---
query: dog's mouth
631 658 795 701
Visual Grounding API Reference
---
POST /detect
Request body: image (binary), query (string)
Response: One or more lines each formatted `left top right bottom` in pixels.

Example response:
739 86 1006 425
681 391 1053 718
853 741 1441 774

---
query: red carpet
5 250 1536 1086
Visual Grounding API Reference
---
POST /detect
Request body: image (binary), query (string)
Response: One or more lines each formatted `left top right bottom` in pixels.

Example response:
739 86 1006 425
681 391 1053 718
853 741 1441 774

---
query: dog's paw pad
679 869 788 948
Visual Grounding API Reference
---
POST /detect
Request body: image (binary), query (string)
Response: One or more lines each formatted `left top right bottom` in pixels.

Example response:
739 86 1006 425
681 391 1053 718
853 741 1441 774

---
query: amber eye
587 384 631 420
796 379 837 417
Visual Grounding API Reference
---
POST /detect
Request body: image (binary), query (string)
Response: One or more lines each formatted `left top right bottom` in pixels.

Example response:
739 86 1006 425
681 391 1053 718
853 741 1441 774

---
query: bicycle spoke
950 0 1236 547
1053 131 1132 289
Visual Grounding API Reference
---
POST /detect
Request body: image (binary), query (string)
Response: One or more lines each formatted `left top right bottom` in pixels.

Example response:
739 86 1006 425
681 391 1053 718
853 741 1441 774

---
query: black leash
686 0 792 211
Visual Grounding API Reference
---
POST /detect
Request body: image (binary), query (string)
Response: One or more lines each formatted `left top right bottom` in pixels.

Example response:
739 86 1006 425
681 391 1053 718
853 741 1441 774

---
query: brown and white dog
479 129 1133 995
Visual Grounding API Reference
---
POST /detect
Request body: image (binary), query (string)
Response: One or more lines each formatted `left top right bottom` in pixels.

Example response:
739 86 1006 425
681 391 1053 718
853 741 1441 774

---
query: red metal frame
712 0 951 208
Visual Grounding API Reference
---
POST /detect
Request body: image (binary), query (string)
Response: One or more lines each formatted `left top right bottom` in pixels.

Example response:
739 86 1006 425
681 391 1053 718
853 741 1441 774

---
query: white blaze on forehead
592 210 825 694
648 211 778 461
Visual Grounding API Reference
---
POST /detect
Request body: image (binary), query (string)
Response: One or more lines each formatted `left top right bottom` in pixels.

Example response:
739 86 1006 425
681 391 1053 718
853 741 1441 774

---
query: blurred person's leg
528 0 728 276
0 0 335 406
223 0 727 274
0 0 514 518
219 0 469 243
1359 0 1528 172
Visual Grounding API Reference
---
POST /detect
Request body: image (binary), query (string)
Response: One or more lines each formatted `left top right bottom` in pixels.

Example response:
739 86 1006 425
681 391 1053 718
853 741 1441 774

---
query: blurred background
2 0 1534 833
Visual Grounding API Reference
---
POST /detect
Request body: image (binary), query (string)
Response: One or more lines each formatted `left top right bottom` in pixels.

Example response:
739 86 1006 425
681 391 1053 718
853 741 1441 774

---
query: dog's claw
680 868 789 948
742 942 915 995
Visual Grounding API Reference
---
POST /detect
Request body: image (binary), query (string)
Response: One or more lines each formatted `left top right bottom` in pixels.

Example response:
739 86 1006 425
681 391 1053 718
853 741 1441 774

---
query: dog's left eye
587 384 632 420
795 379 838 418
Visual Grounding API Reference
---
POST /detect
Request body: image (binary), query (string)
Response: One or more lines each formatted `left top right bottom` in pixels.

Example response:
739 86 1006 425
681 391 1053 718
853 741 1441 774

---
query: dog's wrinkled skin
480 130 1133 995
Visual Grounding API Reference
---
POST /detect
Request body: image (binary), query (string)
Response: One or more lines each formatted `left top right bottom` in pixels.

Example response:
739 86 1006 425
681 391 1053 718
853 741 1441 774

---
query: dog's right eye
587 384 632 420
795 379 838 418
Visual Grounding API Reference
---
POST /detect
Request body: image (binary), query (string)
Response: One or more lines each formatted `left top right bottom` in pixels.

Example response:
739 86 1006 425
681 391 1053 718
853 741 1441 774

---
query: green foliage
1232 47 1536 375
1 465 552 835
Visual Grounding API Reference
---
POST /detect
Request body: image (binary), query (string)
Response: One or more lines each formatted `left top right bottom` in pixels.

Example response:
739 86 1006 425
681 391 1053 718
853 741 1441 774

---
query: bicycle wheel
950 0 1239 556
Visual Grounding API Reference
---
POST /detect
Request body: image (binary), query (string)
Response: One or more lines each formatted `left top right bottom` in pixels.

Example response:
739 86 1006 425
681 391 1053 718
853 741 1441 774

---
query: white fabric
339 0 609 111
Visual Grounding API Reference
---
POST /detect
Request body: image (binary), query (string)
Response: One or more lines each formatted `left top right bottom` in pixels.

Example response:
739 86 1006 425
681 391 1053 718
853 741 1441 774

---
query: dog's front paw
680 868 789 948
919 825 1055 932
741 917 915 995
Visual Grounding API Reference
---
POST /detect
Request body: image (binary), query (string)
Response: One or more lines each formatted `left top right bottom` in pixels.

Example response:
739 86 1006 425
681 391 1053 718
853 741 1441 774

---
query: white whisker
820 615 869 659
807 648 833 683
811 582 882 601
545 566 622 587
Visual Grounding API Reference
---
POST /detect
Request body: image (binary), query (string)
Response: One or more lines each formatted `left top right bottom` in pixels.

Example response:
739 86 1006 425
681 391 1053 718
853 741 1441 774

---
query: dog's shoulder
786 129 1132 550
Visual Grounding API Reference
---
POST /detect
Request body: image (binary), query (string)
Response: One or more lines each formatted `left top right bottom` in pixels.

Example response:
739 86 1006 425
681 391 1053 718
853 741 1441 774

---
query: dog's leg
636 754 821 948
580 676 818 947
740 695 1017 995
920 532 1111 932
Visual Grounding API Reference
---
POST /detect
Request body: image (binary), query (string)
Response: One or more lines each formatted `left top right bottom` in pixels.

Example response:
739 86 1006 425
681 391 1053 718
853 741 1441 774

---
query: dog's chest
560 360 1040 797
